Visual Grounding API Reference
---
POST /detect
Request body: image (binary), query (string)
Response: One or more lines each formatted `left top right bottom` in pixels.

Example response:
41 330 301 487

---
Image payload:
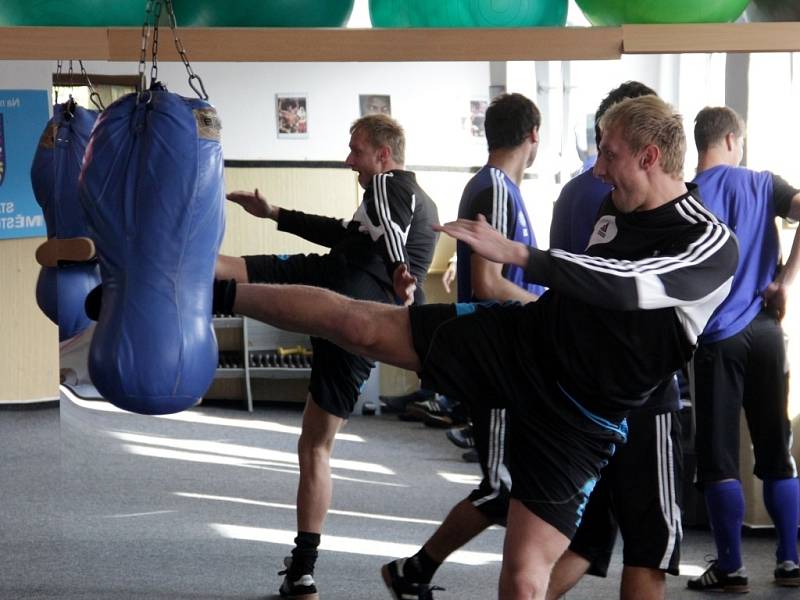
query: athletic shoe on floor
380 389 435 414
35 236 96 267
462 448 479 463
687 561 749 593
446 425 475 449
775 560 800 587
381 558 444 600
405 396 454 427
278 556 319 600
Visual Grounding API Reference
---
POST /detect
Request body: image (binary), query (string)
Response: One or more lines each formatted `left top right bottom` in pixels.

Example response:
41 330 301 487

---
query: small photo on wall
359 94 391 116
470 100 488 137
276 94 308 137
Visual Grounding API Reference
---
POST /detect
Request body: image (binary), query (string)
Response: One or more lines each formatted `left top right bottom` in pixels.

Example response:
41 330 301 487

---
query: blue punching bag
31 102 102 342
79 84 225 415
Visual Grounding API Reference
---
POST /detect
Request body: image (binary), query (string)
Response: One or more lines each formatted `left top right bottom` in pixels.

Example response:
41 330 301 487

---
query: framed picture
276 94 308 138
469 100 488 138
359 94 391 116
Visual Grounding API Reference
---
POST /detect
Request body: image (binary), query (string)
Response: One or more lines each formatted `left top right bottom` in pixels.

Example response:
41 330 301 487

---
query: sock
288 531 320 578
212 278 237 316
403 548 441 584
704 480 745 573
763 477 800 564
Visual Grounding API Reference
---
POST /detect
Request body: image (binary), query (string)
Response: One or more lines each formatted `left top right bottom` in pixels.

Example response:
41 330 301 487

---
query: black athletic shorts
467 406 511 525
408 301 627 539
569 407 683 576
244 252 392 419
692 310 795 484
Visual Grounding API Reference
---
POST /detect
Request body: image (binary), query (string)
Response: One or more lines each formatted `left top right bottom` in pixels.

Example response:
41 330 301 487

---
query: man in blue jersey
213 96 739 599
545 81 683 600
687 105 800 592
381 92 545 599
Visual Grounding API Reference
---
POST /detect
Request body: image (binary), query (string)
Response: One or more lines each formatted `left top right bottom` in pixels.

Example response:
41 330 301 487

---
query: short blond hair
599 95 685 179
350 114 405 164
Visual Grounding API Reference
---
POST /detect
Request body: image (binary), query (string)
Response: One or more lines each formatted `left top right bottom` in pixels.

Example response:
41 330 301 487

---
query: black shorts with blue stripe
408 300 626 539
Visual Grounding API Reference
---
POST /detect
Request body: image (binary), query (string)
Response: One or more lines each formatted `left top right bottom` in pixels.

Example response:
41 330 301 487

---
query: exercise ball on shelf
745 0 800 21
369 0 568 28
170 0 355 27
575 0 749 25
0 0 144 26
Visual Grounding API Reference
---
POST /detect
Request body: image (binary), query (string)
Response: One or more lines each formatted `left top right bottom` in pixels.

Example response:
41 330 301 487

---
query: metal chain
79 60 105 111
150 0 162 86
164 0 208 99
138 0 154 92
55 60 63 104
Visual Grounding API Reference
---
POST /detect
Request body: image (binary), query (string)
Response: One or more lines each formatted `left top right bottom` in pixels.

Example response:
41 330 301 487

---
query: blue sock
705 480 745 572
763 477 800 564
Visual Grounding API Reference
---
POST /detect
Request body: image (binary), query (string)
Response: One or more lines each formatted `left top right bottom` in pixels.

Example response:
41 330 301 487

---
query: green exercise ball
170 0 355 27
575 0 749 25
369 0 568 28
0 0 144 26
745 0 800 21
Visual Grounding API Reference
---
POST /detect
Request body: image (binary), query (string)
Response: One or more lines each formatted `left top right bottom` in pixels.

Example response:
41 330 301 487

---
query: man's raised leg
232 283 421 372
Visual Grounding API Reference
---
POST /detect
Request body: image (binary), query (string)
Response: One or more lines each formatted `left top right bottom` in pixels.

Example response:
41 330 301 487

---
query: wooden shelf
1 23 799 63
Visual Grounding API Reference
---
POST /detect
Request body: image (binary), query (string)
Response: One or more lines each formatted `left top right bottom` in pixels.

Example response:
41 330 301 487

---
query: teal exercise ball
745 0 800 21
575 0 749 25
369 0 568 28
170 0 355 27
0 0 143 26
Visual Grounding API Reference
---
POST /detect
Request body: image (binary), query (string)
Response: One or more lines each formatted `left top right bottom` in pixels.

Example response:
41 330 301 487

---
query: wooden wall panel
0 238 59 403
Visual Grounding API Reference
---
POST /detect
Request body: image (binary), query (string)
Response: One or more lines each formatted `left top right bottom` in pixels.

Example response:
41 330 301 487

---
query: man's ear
531 127 540 143
379 145 391 163
640 144 659 170
724 131 737 152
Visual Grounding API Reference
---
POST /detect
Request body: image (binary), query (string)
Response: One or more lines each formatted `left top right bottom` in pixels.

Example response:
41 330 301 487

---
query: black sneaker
775 560 800 587
462 448 479 463
278 556 319 600
687 561 749 593
446 425 475 449
380 389 435 414
405 397 453 427
381 558 444 600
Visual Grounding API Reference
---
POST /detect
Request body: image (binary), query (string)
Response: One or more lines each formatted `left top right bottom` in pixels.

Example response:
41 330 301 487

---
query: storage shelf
2 23 800 63
249 367 311 379
213 315 244 329
214 367 246 379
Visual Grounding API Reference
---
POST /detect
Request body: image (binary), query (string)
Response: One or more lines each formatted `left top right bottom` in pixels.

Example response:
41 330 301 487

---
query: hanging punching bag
32 101 102 342
79 83 225 415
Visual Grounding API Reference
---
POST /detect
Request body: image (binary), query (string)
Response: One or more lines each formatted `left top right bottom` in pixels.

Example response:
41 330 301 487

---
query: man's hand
226 188 278 220
393 264 417 307
763 280 788 321
434 214 529 267
441 259 456 294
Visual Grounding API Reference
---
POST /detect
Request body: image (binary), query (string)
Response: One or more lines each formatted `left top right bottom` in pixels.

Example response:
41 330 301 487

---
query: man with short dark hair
381 92 544 599
219 113 439 599
687 105 800 592
213 96 738 599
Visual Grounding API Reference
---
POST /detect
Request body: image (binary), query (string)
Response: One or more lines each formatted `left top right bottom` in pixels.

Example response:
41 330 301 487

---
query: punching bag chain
137 0 155 93
55 60 62 104
79 60 105 111
164 0 209 100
